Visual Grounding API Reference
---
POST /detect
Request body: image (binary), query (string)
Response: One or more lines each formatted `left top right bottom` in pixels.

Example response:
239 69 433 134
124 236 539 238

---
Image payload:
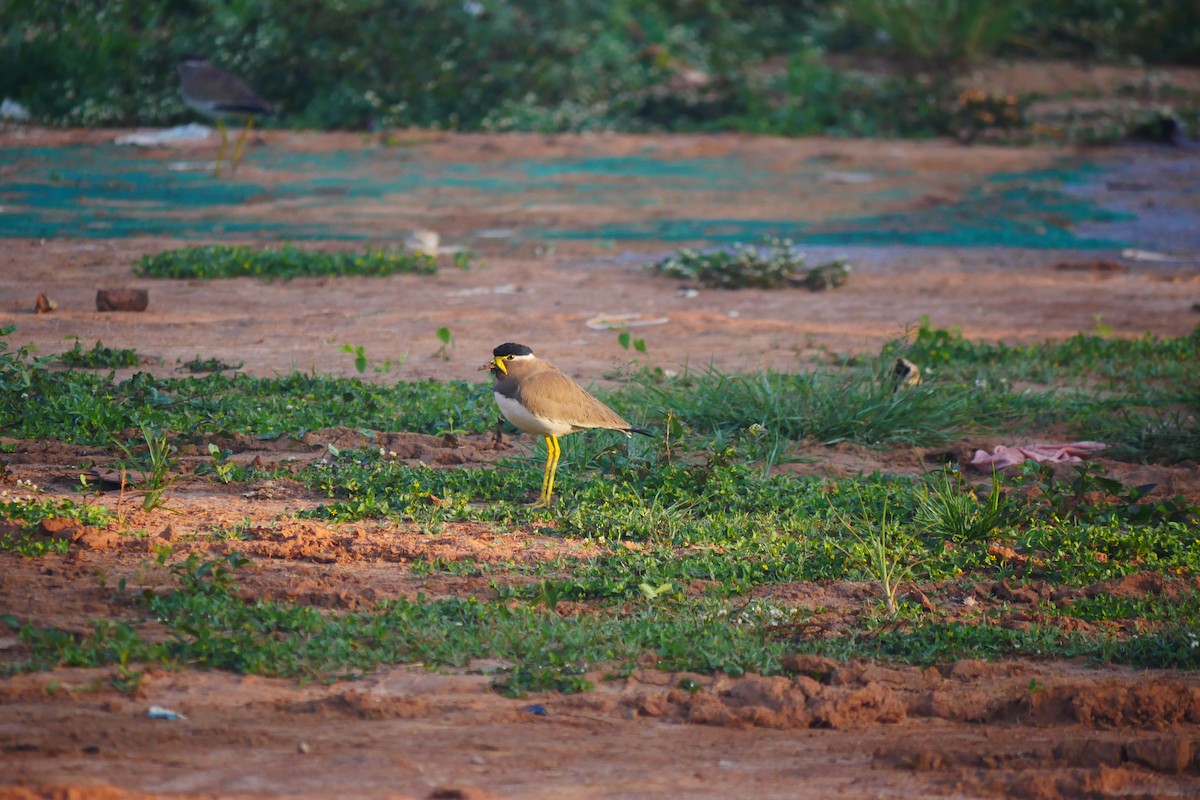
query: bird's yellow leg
545 435 561 504
214 119 229 177
229 116 255 172
532 435 560 508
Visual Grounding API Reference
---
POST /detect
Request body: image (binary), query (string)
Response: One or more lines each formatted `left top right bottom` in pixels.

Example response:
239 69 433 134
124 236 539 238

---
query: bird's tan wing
516 368 631 432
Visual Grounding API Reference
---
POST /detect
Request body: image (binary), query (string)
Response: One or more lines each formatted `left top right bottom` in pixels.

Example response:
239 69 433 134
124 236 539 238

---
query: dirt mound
617 659 1200 745
0 788 161 800
4 659 1198 800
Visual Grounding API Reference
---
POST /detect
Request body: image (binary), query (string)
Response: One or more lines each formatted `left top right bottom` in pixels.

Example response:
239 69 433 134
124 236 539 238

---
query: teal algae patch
0 143 1130 248
1 145 347 239
561 165 1131 248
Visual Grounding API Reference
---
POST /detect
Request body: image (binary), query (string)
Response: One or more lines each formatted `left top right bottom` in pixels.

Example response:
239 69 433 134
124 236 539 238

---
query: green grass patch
795 619 1200 670
3 553 796 684
59 339 140 369
627 361 979 450
6 553 1198 687
2 320 1198 466
136 245 472 281
897 317 1200 385
3 313 1199 686
1 366 494 447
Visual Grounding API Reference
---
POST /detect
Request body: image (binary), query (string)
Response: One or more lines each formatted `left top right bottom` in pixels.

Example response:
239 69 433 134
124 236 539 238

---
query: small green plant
205 443 237 484
617 330 646 353
210 519 255 541
534 580 565 612
114 424 178 511
338 343 402 374
59 338 139 369
435 327 455 360
638 581 674 601
647 239 850 290
76 472 103 501
830 497 918 617
343 344 369 374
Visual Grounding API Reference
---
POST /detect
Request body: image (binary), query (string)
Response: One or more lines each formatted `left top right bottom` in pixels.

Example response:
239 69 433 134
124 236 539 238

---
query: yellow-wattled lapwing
892 357 922 391
480 343 650 506
178 55 273 175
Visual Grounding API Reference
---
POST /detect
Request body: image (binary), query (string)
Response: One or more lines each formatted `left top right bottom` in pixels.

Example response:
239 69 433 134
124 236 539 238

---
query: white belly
495 392 576 437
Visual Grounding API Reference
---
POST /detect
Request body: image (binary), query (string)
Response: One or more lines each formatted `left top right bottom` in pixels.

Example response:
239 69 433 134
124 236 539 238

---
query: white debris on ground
114 124 213 147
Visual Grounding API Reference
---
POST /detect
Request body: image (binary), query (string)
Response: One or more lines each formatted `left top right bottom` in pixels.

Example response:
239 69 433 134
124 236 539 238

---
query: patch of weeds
409 557 493 578
0 326 52 392
727 49 953 138
209 518 266 541
177 355 242 373
136 245 470 281
647 239 850 290
792 618 1200 670
4 616 151 673
0 533 69 557
884 320 1199 463
1106 408 1200 465
1032 520 1199 584
0 486 113 556
1017 462 1198 527
1060 591 1200 624
492 661 593 697
914 468 1010 543
59 338 139 369
898 317 1200 384
301 447 536 522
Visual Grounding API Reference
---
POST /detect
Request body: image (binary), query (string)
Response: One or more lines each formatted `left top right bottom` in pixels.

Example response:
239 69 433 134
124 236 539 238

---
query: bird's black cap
493 343 533 357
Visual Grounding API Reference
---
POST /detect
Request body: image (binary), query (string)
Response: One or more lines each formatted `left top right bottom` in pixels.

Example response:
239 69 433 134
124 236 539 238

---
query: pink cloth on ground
969 441 1108 470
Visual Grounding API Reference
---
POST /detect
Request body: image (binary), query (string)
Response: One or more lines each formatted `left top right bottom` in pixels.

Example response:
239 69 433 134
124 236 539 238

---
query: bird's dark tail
628 426 653 437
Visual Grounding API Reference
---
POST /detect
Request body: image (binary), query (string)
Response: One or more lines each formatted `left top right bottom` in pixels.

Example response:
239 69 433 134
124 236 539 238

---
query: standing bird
480 343 651 507
892 357 922 391
178 55 273 175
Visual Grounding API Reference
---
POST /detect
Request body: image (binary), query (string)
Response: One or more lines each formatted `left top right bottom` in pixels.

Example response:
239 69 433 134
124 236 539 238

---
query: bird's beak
478 356 506 374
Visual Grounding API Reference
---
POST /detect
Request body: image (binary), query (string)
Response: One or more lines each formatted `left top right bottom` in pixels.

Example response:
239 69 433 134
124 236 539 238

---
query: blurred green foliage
1 1 1196 131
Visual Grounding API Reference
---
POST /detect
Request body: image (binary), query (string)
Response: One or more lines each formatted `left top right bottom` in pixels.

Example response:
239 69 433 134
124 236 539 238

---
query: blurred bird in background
178 55 273 175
